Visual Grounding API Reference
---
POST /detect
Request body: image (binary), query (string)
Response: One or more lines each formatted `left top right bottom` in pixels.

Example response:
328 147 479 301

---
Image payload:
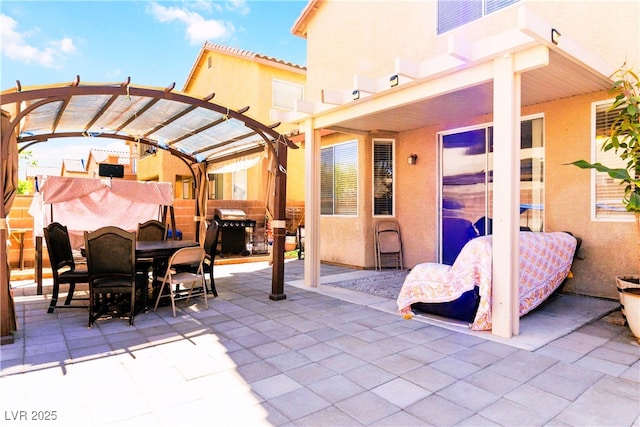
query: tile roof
62 159 87 173
89 149 130 165
24 163 61 178
203 42 306 71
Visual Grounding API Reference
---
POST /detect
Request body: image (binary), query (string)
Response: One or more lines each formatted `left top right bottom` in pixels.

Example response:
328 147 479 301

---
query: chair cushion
92 278 135 291
58 268 89 282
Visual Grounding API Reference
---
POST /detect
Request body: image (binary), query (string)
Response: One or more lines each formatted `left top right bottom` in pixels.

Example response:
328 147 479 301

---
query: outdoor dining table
82 239 200 312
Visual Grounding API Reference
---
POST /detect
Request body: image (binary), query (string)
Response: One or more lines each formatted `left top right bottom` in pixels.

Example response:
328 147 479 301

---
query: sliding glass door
439 118 544 265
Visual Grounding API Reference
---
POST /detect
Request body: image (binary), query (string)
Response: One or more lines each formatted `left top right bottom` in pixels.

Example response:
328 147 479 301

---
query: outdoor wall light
390 74 399 87
407 154 418 165
352 90 360 100
551 28 561 45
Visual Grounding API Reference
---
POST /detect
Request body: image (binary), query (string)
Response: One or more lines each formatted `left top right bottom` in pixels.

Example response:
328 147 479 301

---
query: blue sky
0 0 308 167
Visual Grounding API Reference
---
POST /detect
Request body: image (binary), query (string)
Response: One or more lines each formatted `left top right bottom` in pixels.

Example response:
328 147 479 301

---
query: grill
214 208 256 255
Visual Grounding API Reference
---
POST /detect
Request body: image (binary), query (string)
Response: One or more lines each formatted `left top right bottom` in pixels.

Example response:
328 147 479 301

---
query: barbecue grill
214 208 256 255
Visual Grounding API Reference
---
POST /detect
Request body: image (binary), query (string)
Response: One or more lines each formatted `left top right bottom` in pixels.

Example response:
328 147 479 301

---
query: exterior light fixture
352 90 360 100
407 154 417 165
390 74 399 87
551 28 561 45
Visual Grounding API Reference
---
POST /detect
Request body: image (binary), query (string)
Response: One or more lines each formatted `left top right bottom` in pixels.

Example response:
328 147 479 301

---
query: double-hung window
321 141 358 215
437 0 520 34
592 101 633 221
373 139 395 216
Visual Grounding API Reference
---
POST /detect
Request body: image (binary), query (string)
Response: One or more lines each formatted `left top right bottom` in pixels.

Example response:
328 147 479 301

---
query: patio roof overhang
275 5 615 134
280 5 617 340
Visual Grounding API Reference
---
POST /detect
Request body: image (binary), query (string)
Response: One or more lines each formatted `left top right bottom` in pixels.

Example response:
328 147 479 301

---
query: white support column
303 119 321 288
492 53 521 338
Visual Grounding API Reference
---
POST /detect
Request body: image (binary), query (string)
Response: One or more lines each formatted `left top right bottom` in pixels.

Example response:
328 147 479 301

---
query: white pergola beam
518 5 615 78
418 54 465 79
394 57 419 79
322 89 350 105
270 109 308 124
312 61 493 130
295 99 317 114
448 35 475 62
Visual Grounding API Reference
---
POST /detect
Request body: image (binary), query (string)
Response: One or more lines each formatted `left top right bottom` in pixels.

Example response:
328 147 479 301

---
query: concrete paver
1 259 638 426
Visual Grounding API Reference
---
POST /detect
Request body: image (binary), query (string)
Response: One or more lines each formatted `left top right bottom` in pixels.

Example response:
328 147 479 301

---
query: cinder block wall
7 196 38 270
6 195 304 270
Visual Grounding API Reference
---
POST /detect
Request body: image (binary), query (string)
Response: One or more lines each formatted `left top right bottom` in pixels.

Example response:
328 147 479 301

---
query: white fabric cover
32 176 173 249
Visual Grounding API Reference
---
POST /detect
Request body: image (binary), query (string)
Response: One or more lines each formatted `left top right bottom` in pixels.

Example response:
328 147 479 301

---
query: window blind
594 102 631 220
320 148 335 214
438 0 519 34
320 141 358 216
334 143 358 215
373 140 394 216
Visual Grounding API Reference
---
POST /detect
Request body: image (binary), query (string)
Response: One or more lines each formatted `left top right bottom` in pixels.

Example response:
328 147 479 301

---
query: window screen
593 102 632 220
438 0 520 34
321 141 358 215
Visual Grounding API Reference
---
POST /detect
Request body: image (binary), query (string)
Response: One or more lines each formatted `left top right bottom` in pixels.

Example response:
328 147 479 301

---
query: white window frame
590 100 633 222
272 79 304 111
437 0 520 34
372 138 395 217
321 140 358 216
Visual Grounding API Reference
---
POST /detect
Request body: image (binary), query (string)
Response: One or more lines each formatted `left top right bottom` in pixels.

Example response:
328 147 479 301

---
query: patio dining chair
153 246 208 317
202 220 220 297
136 219 168 298
374 220 403 270
137 220 167 241
43 222 89 313
84 226 137 328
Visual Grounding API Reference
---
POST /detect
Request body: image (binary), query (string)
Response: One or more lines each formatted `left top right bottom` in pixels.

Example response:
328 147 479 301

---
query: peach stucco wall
186 50 307 202
534 93 635 299
319 90 637 298
318 132 367 266
300 0 639 298
303 1 638 103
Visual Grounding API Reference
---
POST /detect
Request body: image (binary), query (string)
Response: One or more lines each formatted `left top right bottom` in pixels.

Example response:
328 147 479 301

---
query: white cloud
0 14 77 68
226 0 250 16
147 2 234 45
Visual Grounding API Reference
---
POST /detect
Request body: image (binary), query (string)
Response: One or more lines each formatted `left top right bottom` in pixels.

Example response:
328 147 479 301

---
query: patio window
180 177 196 200
207 173 223 200
321 141 358 215
272 79 304 110
437 0 520 34
592 101 633 221
373 139 395 216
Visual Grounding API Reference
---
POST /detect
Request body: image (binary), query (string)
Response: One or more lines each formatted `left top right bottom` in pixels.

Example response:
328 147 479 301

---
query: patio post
302 120 321 288
491 53 521 338
270 136 288 300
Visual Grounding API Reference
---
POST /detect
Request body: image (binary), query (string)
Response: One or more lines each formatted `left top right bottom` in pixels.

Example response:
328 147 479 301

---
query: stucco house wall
183 45 307 203
295 0 639 299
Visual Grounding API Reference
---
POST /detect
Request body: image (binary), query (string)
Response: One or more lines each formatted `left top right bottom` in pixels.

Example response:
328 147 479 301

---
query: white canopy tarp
30 176 173 249
207 151 264 174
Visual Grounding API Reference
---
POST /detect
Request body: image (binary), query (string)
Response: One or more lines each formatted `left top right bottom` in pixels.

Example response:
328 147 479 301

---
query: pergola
1 77 297 344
